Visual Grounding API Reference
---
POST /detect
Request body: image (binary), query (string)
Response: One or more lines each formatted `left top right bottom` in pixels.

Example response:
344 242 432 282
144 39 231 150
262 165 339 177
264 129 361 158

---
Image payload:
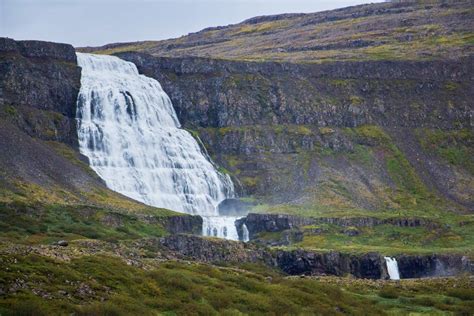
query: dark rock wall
236 213 315 240
275 250 387 279
136 214 203 235
397 254 472 278
116 52 473 129
160 234 272 264
0 37 81 145
159 234 472 279
236 213 440 241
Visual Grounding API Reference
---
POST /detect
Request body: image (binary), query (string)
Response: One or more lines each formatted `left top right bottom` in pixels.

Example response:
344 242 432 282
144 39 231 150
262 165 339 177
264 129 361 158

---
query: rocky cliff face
160 234 271 264
236 213 441 242
160 234 471 279
397 254 472 278
276 250 387 279
114 51 473 211
117 52 472 130
0 37 81 145
0 38 102 193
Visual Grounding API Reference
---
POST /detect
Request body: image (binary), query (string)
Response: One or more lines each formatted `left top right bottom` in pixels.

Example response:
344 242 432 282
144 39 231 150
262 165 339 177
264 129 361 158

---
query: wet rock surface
217 198 253 217
397 254 473 278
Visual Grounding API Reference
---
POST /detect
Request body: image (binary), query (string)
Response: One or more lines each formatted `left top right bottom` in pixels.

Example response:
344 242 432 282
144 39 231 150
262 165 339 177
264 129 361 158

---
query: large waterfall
76 53 238 239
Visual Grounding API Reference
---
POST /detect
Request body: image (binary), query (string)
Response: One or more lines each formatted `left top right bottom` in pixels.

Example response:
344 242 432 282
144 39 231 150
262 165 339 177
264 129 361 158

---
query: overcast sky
1 0 383 47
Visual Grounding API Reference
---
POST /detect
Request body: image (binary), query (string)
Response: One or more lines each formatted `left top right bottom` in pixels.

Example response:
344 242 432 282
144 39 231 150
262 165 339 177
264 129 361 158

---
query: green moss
417 128 474 174
349 95 363 105
293 219 474 255
352 125 390 143
444 81 459 91
3 105 17 117
319 127 335 135
241 176 259 189
348 145 373 165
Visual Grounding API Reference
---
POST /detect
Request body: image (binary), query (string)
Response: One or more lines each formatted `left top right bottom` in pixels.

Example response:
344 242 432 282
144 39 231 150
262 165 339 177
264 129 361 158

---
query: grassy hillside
82 1 473 63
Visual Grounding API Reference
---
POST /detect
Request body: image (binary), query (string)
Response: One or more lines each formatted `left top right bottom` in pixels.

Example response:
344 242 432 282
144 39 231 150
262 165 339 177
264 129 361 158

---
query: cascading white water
76 52 239 239
384 257 401 280
242 224 250 242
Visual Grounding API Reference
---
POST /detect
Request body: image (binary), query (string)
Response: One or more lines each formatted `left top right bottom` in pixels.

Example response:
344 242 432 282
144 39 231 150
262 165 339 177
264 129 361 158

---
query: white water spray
384 257 401 280
76 53 239 239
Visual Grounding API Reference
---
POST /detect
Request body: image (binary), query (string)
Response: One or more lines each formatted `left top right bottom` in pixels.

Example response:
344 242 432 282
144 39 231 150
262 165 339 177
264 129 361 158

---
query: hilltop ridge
81 1 473 63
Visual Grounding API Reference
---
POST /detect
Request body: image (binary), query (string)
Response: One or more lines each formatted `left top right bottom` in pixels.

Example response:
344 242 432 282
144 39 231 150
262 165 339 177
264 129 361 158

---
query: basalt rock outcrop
0 37 81 145
116 52 472 130
236 213 441 241
275 250 388 279
397 254 473 278
159 234 472 279
160 234 272 264
149 215 203 235
236 213 314 240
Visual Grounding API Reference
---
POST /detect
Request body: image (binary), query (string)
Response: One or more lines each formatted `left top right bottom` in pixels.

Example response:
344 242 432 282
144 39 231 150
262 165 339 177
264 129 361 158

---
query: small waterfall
242 224 250 242
384 257 401 280
76 53 238 239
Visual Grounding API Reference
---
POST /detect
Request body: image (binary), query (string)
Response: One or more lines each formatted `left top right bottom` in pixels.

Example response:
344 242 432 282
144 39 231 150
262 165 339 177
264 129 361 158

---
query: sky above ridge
1 0 383 47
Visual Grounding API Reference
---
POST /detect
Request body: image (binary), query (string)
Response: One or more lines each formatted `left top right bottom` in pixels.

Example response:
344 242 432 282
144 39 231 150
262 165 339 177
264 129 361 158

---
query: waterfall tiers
76 53 239 239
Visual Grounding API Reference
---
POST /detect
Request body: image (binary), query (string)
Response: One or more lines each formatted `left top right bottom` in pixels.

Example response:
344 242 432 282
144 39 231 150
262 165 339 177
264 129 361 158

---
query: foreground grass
0 252 472 315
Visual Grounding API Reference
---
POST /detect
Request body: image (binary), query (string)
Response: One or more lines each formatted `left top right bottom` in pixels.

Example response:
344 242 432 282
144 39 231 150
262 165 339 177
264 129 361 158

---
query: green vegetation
0 253 472 315
0 201 168 244
2 105 17 117
291 221 474 255
417 128 474 174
